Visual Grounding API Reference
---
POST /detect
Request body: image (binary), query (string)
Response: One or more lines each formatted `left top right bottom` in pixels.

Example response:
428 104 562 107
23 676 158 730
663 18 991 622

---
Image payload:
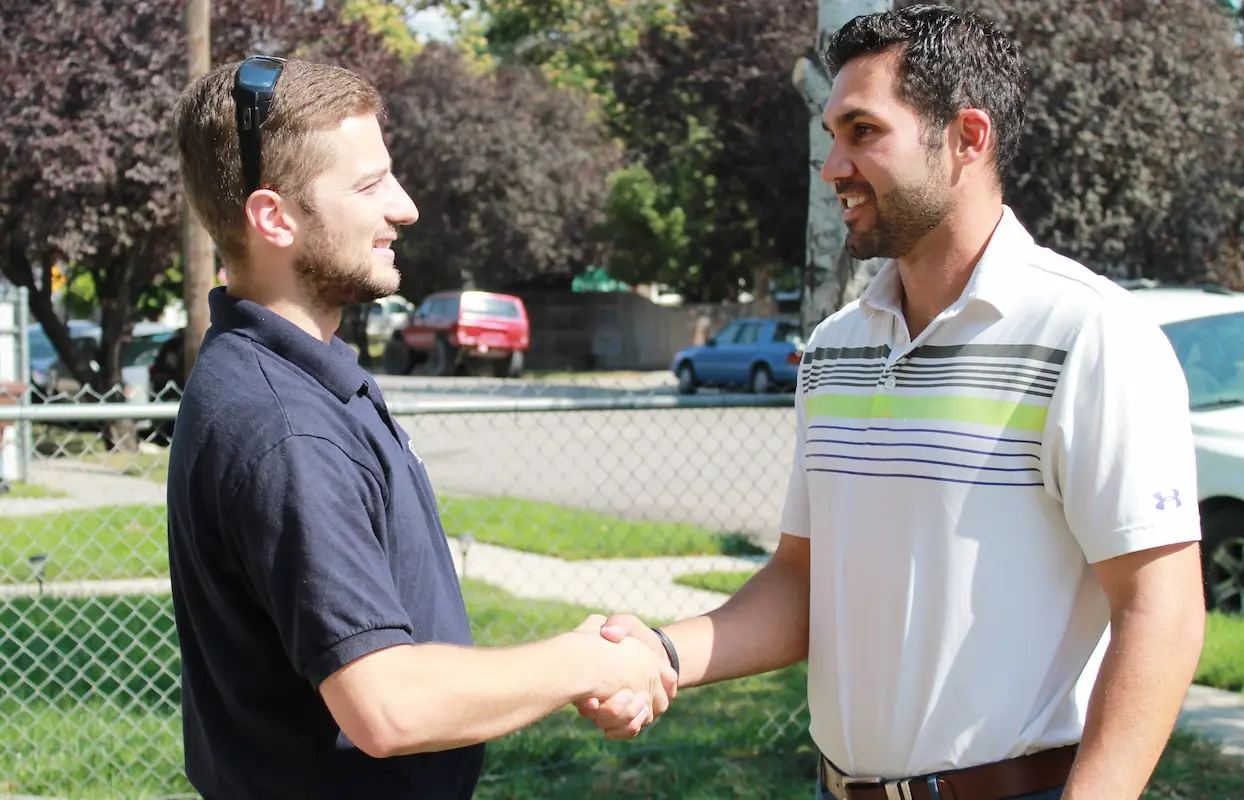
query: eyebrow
822 108 876 133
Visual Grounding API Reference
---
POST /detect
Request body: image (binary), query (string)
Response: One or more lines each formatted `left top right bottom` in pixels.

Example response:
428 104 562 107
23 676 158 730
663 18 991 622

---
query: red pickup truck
382 290 530 378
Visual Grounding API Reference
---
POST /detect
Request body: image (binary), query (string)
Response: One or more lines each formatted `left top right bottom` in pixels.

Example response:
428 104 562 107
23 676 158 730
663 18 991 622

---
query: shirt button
883 375 897 391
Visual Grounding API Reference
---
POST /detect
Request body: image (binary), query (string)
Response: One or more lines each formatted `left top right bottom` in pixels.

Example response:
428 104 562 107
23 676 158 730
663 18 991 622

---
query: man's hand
573 615 677 739
572 534 812 740
566 615 676 739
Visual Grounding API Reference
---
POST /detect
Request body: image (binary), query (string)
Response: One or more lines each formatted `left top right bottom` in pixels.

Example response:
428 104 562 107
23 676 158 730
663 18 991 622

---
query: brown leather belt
819 744 1078 800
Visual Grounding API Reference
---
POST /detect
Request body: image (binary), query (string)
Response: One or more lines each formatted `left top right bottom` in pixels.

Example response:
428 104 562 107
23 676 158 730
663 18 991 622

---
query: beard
840 156 953 262
293 214 401 309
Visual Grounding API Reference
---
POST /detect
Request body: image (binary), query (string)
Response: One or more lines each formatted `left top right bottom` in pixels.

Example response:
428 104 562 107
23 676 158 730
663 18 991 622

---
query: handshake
564 614 680 740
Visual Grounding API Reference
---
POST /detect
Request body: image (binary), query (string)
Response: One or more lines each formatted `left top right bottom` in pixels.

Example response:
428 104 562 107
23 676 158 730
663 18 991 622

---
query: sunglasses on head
232 55 286 196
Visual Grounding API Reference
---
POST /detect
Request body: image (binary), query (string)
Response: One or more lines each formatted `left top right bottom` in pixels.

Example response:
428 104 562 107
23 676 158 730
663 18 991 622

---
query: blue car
27 320 101 397
671 317 805 395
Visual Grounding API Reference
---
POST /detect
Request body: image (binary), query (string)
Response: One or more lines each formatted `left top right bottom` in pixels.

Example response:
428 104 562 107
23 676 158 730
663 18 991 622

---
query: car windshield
123 332 174 368
1161 311 1244 410
774 322 805 349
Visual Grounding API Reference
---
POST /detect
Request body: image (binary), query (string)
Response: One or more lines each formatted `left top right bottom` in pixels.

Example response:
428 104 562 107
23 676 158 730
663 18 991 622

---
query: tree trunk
0 245 99 390
96 254 139 453
794 0 893 329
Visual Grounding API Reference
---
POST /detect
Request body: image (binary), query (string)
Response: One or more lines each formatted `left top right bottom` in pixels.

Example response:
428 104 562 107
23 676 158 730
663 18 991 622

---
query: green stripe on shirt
806 393 1049 432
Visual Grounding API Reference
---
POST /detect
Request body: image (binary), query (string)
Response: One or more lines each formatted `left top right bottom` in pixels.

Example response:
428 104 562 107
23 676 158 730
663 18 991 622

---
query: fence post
16 286 30 483
0 286 20 484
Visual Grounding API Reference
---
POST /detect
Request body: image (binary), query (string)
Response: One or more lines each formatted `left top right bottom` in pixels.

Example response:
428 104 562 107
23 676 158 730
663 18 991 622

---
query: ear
951 108 993 170
243 190 299 250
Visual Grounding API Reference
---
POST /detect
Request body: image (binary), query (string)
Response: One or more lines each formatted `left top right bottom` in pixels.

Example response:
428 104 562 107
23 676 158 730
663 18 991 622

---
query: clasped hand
571 614 677 739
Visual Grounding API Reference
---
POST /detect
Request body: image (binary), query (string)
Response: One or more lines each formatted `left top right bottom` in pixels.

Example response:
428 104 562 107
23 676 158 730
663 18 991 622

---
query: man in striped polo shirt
579 5 1207 799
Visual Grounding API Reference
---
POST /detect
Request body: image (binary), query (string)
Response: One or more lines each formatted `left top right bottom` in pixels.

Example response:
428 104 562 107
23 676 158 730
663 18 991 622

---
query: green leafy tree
906 0 1244 281
602 0 816 301
385 43 623 300
411 0 685 115
593 163 690 288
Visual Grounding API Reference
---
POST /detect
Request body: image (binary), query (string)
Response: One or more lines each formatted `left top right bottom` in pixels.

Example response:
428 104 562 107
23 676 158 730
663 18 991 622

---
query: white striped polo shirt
780 205 1201 779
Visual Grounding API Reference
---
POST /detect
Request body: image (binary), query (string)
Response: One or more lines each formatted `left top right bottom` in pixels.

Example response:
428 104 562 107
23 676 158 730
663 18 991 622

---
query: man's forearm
324 625 664 757
662 538 810 688
393 637 605 753
1062 603 1204 799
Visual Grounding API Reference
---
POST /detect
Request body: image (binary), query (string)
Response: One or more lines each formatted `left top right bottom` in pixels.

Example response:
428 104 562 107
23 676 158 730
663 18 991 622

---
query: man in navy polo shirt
166 57 673 800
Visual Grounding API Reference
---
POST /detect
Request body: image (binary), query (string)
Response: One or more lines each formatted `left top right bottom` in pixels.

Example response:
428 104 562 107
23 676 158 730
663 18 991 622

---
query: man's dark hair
823 4 1028 182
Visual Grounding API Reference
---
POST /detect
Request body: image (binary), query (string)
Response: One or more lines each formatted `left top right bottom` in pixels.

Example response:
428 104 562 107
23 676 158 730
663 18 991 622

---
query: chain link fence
0 331 813 799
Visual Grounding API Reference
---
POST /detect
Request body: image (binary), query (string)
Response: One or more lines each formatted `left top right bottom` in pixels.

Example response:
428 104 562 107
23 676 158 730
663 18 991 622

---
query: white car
1127 283 1244 613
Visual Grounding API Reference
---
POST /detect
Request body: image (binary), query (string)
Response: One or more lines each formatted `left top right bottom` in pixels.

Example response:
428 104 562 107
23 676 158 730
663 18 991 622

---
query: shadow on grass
717 532 768 557
0 594 179 713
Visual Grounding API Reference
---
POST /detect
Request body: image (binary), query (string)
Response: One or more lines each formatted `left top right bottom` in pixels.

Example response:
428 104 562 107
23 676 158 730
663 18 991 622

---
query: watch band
650 626 680 676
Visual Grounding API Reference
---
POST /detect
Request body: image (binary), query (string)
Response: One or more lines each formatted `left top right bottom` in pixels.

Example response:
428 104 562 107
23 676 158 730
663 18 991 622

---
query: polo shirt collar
207 286 369 403
859 204 1033 320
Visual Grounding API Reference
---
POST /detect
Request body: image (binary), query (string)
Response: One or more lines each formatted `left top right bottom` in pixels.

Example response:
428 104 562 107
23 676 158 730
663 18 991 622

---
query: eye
854 123 875 138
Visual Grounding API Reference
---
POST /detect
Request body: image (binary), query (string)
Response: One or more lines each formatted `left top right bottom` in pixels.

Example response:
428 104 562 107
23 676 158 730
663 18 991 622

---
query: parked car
366 295 415 338
383 290 530 378
27 320 101 398
1127 283 1244 613
670 317 804 395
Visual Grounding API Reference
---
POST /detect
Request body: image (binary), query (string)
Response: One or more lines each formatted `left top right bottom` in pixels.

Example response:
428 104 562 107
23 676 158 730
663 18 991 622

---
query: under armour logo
1154 489 1181 510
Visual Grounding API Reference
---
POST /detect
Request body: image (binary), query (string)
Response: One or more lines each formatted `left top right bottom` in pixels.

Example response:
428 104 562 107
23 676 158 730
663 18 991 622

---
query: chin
374 265 401 295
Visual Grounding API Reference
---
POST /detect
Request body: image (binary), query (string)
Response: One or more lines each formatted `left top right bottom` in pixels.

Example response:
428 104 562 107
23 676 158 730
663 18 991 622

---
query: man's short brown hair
171 58 385 267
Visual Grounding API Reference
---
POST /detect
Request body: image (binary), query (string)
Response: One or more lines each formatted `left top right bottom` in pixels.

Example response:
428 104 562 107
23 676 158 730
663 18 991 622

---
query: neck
225 269 342 345
895 198 1004 338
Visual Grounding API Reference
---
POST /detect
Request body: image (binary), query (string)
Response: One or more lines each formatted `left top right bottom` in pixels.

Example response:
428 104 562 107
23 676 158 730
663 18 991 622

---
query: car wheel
382 336 414 375
676 362 697 395
750 364 773 394
1202 504 1244 613
492 351 523 379
428 336 456 377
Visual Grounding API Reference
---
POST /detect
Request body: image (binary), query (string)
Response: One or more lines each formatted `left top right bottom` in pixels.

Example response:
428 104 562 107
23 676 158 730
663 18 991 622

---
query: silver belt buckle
820 755 886 800
882 782 915 800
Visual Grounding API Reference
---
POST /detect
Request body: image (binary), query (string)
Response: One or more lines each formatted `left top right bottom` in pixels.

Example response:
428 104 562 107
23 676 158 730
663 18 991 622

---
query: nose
820 139 855 185
389 180 419 226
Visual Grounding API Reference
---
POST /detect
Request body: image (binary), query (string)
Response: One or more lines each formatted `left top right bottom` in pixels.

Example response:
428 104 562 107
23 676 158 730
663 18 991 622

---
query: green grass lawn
0 505 167 584
439 495 764 560
0 481 66 499
0 499 762 586
2 584 1243 799
674 569 759 595
1194 611 1244 691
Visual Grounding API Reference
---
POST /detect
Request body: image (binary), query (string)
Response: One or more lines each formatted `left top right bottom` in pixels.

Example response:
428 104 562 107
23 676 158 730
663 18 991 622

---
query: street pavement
375 371 797 544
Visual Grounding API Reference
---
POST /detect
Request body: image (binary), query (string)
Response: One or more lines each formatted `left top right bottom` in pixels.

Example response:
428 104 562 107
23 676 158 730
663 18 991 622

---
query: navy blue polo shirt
166 287 483 800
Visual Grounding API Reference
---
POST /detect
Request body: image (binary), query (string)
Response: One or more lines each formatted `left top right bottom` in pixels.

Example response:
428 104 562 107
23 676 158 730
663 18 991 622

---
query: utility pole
183 0 213 383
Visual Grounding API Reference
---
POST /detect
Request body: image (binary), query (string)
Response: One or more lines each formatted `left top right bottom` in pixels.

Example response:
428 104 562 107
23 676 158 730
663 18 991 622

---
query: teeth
846 197 865 209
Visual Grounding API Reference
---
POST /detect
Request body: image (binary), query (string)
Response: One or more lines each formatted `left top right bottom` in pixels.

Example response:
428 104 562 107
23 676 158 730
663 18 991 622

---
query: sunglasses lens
238 58 282 93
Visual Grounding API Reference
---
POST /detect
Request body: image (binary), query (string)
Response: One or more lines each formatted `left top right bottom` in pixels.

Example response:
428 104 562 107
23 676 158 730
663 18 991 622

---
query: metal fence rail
0 380 809 799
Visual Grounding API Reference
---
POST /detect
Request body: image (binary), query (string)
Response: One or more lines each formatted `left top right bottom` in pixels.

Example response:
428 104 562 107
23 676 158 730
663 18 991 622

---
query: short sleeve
1042 301 1202 564
780 369 812 538
224 435 414 687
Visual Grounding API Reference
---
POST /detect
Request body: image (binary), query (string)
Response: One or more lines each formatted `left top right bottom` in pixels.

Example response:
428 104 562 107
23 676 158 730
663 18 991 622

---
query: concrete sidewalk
1177 684 1244 758
0 463 165 517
